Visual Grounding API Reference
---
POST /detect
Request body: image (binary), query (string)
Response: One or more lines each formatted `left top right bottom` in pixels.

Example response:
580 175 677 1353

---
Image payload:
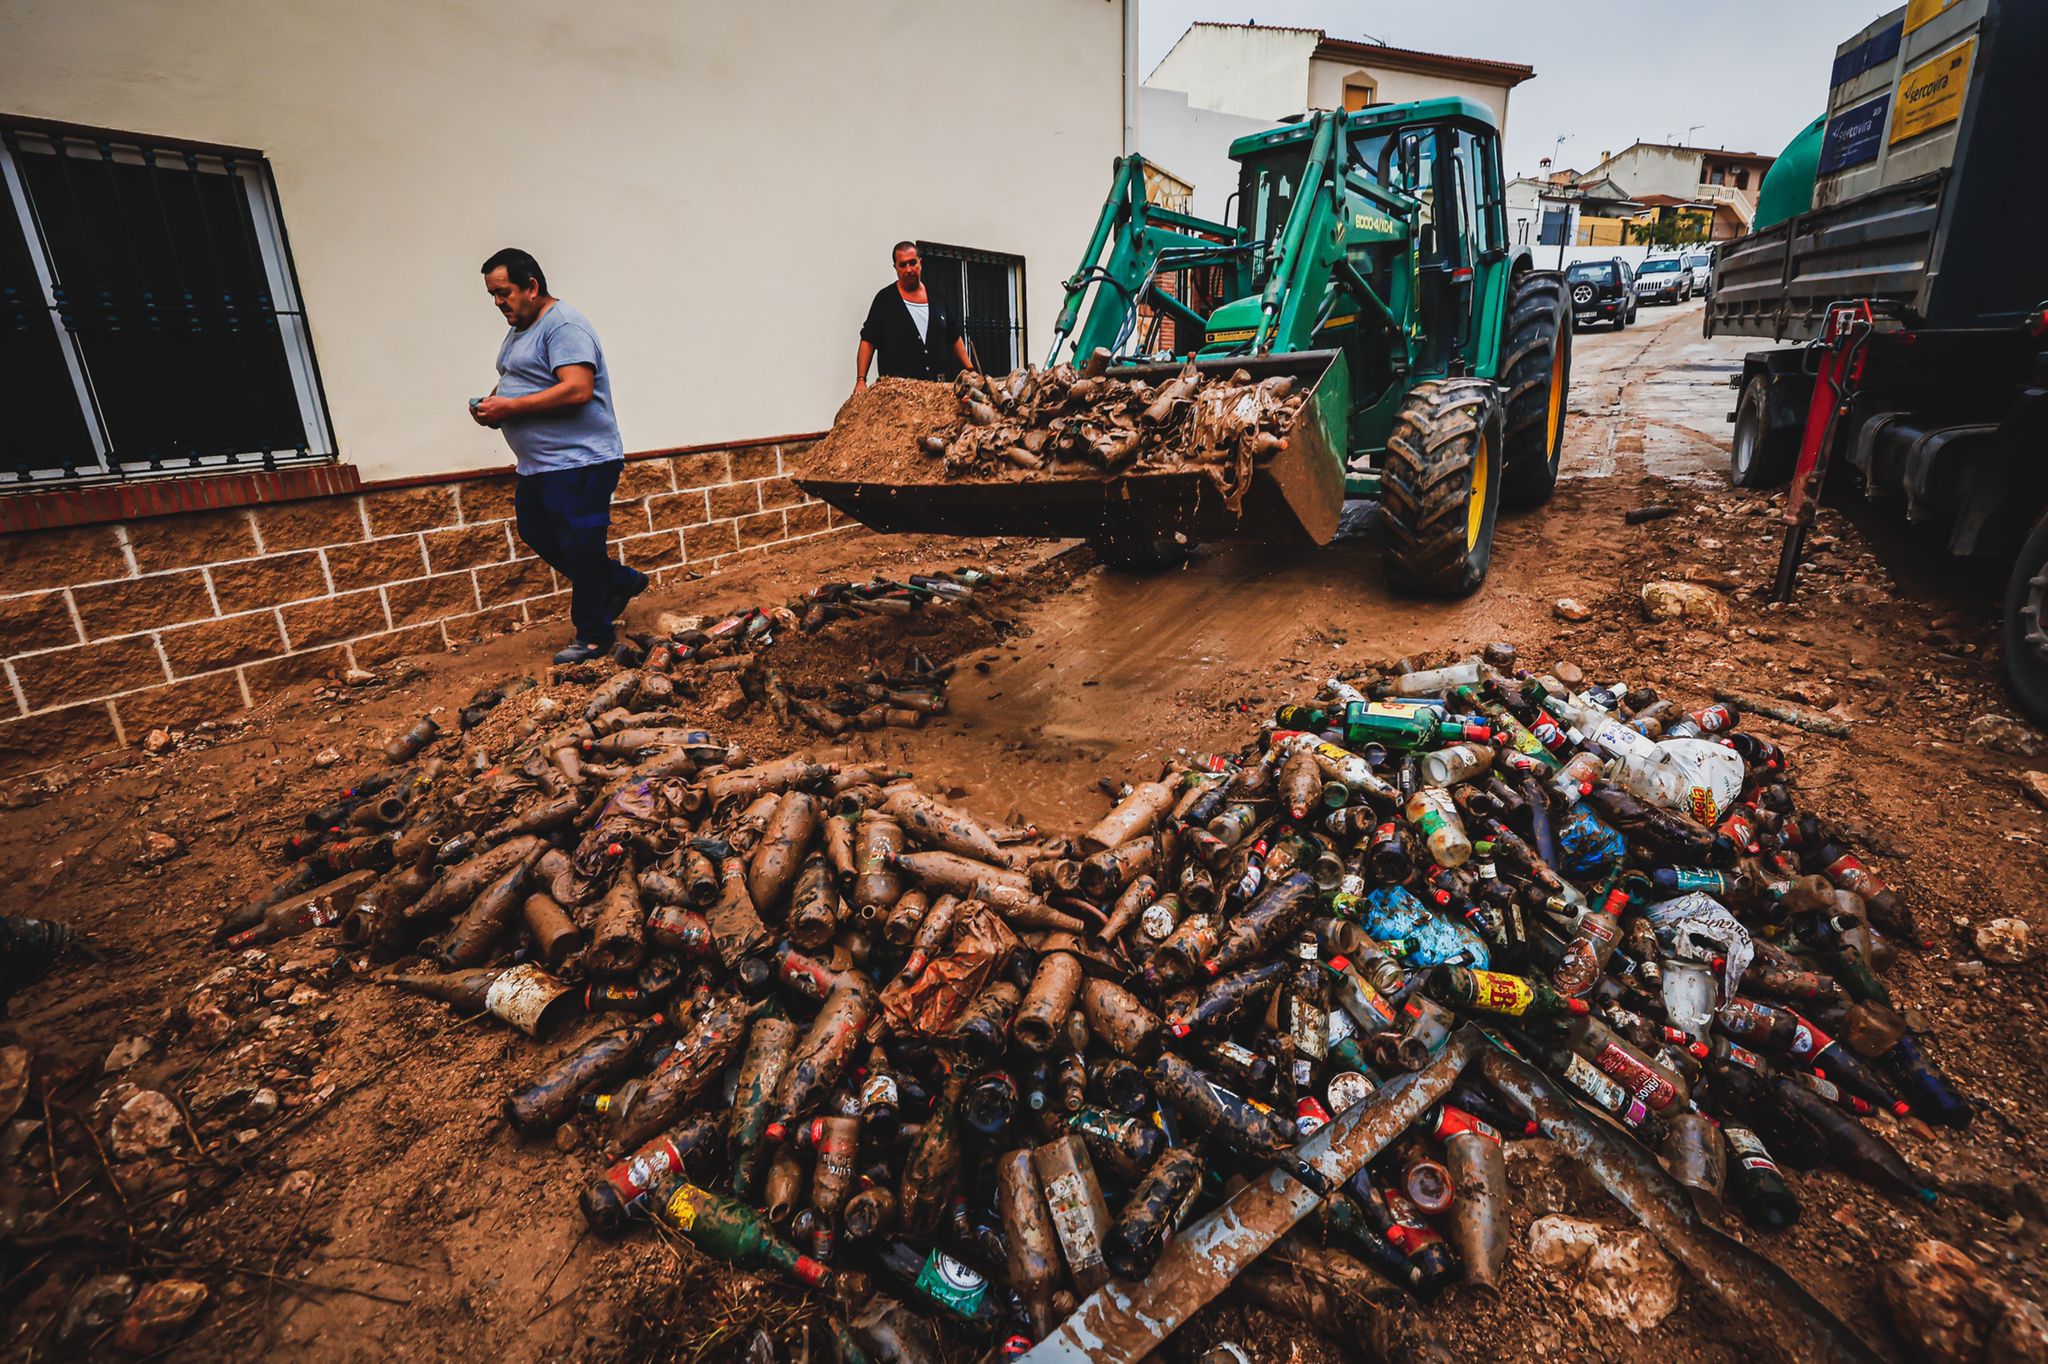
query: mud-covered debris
109 1090 181 1159
112 1279 208 1356
2020 771 2048 811
57 1273 137 1348
138 831 184 865
1525 1214 1681 1332
1881 1239 2048 1364
1973 918 2035 966
1553 598 1592 622
1639 580 1730 628
1967 713 2044 759
0 1045 28 1124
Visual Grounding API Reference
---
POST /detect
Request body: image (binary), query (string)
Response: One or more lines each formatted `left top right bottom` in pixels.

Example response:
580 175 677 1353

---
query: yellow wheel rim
1545 336 1567 454
1467 433 1490 552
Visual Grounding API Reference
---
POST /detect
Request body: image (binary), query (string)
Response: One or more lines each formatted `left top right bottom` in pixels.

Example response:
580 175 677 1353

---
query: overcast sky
1141 0 1889 178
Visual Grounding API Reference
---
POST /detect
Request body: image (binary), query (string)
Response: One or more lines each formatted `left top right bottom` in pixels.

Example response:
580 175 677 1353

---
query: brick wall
0 439 848 777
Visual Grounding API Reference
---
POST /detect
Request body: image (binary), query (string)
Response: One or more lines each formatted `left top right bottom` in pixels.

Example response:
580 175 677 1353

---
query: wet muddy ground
2 299 2043 1362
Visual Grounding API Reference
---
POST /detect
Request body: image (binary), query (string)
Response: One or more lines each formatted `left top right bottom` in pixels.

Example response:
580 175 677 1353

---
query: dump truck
1706 0 2048 720
799 99 1572 597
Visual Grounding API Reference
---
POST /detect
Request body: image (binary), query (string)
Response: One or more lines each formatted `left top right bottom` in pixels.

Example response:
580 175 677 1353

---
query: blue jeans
514 460 643 647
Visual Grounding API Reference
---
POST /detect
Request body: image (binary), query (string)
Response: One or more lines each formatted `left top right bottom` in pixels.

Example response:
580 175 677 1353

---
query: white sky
1140 0 1891 178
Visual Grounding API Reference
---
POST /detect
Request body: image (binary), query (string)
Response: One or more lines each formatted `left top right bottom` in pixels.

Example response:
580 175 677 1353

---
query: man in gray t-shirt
473 248 646 663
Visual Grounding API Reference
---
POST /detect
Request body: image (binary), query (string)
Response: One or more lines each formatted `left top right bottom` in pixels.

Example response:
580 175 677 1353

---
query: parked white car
1635 256 1693 304
1681 249 1715 297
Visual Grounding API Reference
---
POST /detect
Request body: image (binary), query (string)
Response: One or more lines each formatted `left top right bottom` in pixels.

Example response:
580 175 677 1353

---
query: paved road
1560 296 1750 486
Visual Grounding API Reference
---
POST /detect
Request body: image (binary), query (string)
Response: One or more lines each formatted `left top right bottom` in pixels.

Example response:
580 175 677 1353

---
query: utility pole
1550 134 1571 269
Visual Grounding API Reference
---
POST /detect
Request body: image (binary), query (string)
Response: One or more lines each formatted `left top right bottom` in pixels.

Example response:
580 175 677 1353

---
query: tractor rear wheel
1380 378 1504 598
1499 270 1573 509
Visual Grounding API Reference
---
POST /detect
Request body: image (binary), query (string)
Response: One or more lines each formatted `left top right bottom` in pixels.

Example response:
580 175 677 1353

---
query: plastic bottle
1278 931 1330 1104
1403 787 1472 868
1608 738 1747 825
1419 742 1496 788
1386 657 1485 696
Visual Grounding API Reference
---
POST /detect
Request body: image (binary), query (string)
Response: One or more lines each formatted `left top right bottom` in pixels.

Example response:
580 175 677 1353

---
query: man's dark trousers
513 460 644 648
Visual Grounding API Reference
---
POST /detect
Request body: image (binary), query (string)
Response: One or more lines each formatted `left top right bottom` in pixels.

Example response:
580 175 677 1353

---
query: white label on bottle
1563 1052 1628 1112
1043 1172 1106 1270
623 1148 673 1194
1141 903 1178 940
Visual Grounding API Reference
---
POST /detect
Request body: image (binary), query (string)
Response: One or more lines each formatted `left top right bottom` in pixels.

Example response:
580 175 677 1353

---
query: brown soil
3 305 2045 1362
796 379 961 488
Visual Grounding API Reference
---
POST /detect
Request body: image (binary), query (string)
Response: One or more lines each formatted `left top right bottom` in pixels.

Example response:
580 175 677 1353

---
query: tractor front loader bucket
795 351 1349 548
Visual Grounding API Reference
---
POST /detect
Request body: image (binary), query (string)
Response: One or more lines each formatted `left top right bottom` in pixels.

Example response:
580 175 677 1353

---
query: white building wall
1591 145 1707 202
1304 59 1514 135
1137 88 1281 223
1144 24 1320 120
0 0 1128 482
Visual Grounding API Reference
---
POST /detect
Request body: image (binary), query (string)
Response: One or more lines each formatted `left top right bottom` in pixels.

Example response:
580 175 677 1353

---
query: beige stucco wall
1145 24 1320 120
1591 145 1708 202
0 0 1128 483
1305 59 1514 135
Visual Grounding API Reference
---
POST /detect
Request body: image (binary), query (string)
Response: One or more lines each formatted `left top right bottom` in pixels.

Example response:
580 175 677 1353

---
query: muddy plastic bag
879 901 1018 1037
574 779 691 873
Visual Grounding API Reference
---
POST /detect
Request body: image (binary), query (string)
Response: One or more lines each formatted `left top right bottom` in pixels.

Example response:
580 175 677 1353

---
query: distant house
1585 142 1775 213
1630 193 1751 242
1142 22 1535 224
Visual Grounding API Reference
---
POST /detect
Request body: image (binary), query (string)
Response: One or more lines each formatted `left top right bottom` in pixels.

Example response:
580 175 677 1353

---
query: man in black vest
854 241 976 393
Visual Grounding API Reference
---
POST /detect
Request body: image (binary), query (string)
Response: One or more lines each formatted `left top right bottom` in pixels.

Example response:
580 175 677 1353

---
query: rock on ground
1974 917 2035 966
1881 1238 2048 1364
1639 580 1730 628
113 1279 208 1356
108 1090 181 1160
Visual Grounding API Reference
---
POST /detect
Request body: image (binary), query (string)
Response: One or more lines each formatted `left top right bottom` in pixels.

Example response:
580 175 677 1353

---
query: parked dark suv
1566 259 1637 330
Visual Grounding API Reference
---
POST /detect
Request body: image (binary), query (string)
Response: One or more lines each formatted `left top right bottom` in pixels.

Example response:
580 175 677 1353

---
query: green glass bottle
1342 699 1487 751
652 1177 832 1289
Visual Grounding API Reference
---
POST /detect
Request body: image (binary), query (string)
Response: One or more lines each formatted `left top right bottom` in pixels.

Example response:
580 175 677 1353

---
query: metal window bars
0 123 336 485
917 242 1026 376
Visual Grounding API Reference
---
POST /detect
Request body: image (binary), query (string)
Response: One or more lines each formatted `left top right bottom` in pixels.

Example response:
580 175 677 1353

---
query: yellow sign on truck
1890 36 1975 144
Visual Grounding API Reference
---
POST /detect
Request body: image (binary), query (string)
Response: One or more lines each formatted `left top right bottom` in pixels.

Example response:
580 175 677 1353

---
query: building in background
0 0 1134 774
1582 141 1775 216
1141 22 1534 227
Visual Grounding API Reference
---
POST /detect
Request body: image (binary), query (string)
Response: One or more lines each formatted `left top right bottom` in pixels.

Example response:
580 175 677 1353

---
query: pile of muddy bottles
925 349 1304 490
215 639 1968 1357
654 567 1000 663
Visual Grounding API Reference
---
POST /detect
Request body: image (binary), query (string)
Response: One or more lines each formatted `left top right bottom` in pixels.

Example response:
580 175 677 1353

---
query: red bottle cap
763 1121 788 1144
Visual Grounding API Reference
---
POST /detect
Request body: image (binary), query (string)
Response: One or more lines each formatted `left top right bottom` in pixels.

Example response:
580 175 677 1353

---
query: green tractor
803 98 1572 596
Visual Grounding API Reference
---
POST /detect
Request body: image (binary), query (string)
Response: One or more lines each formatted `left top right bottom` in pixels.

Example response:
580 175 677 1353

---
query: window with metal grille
916 242 1024 374
0 119 334 486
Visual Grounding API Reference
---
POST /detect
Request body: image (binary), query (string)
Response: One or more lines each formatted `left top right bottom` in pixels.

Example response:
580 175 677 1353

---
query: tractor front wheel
1499 270 1573 509
1380 378 1504 598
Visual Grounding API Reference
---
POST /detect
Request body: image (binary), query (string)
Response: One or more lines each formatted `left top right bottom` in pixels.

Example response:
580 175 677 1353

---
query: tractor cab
1199 100 1516 444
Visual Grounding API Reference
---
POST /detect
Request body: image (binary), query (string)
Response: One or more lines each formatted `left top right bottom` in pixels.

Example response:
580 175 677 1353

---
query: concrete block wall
0 439 846 777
